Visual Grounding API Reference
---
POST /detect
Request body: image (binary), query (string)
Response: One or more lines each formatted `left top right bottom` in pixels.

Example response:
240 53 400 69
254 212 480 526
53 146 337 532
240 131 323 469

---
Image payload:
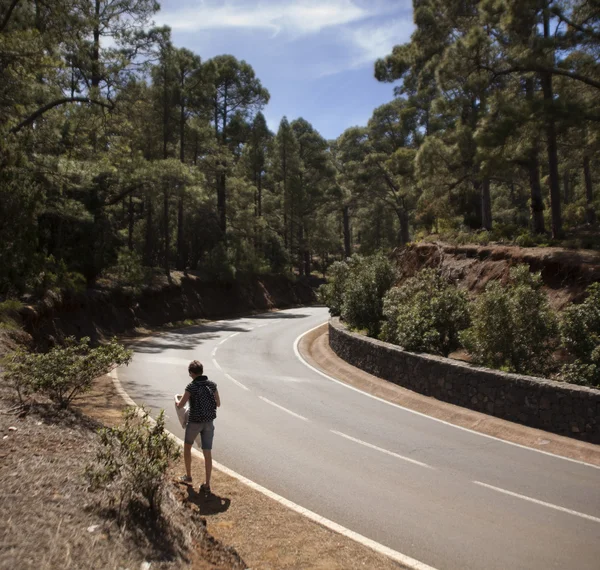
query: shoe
200 483 211 494
179 475 192 483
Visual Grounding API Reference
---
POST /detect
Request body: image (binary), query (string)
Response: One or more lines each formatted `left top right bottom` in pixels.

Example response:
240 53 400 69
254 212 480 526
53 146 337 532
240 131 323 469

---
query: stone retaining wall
329 318 600 443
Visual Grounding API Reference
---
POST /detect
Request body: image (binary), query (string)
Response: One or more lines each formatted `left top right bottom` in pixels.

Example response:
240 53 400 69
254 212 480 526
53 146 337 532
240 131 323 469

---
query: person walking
176 360 220 493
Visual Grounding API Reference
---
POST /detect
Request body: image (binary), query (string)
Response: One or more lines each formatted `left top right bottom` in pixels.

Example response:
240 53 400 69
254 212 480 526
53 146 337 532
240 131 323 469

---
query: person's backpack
191 382 216 418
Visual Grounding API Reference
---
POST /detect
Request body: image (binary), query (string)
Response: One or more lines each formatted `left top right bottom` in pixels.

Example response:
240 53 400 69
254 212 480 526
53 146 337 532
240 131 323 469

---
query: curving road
117 307 600 570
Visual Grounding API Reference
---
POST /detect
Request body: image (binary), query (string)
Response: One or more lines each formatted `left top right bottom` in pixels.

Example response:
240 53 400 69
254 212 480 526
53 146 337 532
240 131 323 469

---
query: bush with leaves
29 255 86 296
317 259 351 316
460 266 558 375
380 269 470 357
86 407 181 514
3 337 132 408
559 283 600 387
106 247 148 292
340 254 395 337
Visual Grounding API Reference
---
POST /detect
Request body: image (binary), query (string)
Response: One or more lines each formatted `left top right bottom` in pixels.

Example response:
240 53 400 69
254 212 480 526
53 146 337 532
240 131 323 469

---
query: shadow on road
250 312 311 319
184 486 231 515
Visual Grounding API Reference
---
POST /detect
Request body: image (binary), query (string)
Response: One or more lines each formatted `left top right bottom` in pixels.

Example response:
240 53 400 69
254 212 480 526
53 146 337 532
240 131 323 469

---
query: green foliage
460 266 558 375
3 338 132 408
319 254 394 336
86 407 181 514
340 254 395 337
29 255 87 296
318 259 351 316
0 299 24 331
201 243 237 282
381 269 470 357
105 247 148 292
559 283 600 387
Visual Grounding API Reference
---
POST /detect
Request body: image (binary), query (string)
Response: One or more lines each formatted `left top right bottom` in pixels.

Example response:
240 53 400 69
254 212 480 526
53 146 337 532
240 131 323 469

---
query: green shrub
460 266 558 375
106 247 148 291
86 407 181 514
3 337 132 408
319 254 394 335
559 283 600 387
318 259 351 316
0 298 24 331
380 269 470 357
515 233 535 248
340 254 394 337
201 243 237 282
29 255 86 295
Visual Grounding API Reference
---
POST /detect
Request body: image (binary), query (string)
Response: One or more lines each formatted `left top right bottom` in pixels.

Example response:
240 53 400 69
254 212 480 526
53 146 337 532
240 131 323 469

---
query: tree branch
0 0 21 33
486 64 600 91
551 8 600 41
10 97 114 133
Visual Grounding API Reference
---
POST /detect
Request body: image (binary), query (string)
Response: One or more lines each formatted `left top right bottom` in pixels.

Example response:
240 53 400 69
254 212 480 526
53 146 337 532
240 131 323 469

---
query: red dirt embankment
394 243 600 309
15 273 316 349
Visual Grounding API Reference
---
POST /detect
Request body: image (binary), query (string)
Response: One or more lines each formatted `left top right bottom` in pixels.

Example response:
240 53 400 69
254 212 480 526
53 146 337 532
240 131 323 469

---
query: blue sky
155 0 415 140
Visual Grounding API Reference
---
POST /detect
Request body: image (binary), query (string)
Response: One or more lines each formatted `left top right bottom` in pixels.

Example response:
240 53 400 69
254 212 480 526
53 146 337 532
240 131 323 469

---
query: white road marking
212 358 222 371
331 430 433 469
225 373 249 391
218 332 240 345
259 397 308 421
473 481 600 524
293 324 600 471
110 368 438 570
211 347 218 357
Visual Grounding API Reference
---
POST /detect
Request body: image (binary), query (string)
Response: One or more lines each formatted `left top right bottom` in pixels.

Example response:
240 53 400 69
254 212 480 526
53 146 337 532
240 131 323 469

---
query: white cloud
314 17 414 77
157 0 376 35
348 17 414 66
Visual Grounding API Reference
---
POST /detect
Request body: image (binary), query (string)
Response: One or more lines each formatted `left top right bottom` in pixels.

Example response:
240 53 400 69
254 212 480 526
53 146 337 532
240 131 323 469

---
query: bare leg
184 443 192 479
202 449 212 487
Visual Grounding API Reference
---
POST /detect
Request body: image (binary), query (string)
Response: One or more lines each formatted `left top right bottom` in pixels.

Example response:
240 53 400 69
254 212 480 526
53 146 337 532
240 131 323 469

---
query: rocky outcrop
394 243 600 309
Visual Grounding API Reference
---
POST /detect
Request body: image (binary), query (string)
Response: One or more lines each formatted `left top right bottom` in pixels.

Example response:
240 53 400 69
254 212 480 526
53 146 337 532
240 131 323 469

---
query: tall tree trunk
144 197 153 266
304 249 311 278
176 85 186 271
297 224 304 276
541 9 563 239
525 79 545 234
163 186 171 282
257 174 262 218
217 173 227 235
342 205 351 259
128 194 134 250
396 208 410 246
91 0 101 90
563 171 570 204
176 189 185 270
481 178 492 231
584 156 596 224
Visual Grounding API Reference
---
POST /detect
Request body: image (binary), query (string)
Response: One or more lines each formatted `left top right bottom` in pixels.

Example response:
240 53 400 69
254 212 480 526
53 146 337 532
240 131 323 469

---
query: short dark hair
188 360 203 375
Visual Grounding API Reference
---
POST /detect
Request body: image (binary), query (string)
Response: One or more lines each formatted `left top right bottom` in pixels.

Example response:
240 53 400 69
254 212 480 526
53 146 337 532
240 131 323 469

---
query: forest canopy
0 0 598 297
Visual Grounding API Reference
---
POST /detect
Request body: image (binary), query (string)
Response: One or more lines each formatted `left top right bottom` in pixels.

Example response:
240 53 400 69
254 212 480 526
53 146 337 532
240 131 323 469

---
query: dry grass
0 382 245 570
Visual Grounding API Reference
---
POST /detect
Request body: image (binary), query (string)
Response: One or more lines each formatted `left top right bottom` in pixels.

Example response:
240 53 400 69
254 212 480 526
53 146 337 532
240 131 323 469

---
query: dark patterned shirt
185 376 218 423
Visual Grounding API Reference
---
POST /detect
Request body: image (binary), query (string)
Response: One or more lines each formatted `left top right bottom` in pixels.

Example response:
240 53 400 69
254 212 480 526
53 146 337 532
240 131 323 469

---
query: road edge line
293 323 600 471
109 368 438 570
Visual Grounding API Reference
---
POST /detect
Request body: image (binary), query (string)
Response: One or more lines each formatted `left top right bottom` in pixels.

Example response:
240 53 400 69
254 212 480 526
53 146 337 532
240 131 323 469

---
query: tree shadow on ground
249 312 311 319
128 324 250 354
184 485 231 516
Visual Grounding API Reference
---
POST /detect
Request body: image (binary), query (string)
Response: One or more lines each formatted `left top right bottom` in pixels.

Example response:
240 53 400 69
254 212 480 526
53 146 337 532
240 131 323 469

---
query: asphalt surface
117 307 600 570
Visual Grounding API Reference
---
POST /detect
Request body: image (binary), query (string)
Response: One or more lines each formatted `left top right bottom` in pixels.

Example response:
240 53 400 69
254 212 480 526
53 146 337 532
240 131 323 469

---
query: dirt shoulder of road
78 374 410 570
299 325 600 467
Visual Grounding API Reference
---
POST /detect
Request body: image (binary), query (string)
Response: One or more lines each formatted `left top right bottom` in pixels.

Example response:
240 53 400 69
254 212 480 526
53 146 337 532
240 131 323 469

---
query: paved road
117 307 600 570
